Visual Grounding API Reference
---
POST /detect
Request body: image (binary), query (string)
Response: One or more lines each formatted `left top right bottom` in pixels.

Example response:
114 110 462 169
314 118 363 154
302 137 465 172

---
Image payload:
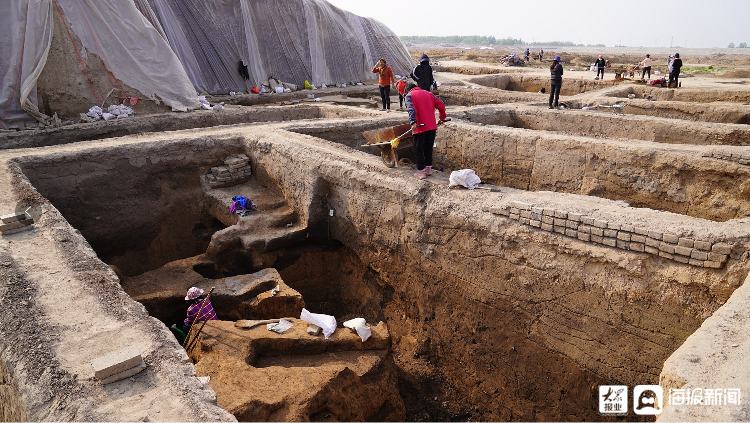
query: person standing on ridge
411 53 435 91
395 76 408 109
549 56 563 109
372 58 395 111
669 53 683 88
405 83 447 179
539 48 544 61
594 55 606 80
641 54 653 80
525 48 530 62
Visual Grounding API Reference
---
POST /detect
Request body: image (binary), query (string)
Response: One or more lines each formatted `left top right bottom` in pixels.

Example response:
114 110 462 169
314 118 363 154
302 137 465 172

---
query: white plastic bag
274 86 284 94
108 104 133 116
300 308 337 339
448 169 482 190
267 319 293 334
86 105 103 119
343 318 371 342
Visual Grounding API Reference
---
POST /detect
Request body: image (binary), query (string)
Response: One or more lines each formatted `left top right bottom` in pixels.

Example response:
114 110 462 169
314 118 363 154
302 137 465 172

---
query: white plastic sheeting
2 0 200 129
55 0 199 112
1 0 54 129
145 0 413 95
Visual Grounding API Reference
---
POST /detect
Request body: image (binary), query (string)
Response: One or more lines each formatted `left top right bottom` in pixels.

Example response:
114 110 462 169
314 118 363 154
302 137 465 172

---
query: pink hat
185 287 204 300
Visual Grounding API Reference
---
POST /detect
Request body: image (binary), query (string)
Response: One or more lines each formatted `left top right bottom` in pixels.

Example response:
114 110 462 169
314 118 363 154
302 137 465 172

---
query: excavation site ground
3 58 750 422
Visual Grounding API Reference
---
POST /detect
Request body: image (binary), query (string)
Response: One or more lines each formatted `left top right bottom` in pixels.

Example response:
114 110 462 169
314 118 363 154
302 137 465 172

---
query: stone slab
99 362 147 385
91 345 143 381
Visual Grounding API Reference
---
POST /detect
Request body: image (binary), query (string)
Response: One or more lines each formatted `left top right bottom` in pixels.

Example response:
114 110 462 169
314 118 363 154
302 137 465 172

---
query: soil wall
246 126 750 420
18 134 246 276
434 121 750 221
6 119 750 420
468 74 622 95
453 105 750 146
586 98 750 124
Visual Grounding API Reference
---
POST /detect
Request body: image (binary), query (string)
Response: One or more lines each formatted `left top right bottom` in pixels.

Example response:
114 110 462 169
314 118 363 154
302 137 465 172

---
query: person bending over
405 83 446 179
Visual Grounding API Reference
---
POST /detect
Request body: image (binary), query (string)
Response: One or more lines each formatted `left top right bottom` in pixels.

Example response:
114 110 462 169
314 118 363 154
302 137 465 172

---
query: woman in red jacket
405 83 447 179
372 58 395 111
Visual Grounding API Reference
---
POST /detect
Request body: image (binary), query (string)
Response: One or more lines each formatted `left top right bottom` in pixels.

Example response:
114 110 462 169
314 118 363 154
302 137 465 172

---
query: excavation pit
455 105 750 146
608 85 750 104
467 74 625 95
591 97 750 124
6 120 750 421
0 104 378 151
431 120 750 221
4 53 750 420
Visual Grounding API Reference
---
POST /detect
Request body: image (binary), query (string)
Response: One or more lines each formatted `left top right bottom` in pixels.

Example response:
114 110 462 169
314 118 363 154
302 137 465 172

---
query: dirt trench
3 61 750 421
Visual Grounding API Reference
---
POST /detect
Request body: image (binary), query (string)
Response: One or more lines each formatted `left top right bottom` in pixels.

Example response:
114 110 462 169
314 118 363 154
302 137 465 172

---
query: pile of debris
205 154 251 188
80 104 134 123
499 54 525 67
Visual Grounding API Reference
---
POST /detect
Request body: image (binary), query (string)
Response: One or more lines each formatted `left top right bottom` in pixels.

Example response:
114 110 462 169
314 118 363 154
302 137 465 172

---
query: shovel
390 118 450 148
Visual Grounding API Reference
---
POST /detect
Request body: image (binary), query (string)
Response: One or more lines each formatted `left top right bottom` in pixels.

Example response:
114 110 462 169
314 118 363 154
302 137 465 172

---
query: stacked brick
490 201 738 268
206 154 251 188
702 150 750 166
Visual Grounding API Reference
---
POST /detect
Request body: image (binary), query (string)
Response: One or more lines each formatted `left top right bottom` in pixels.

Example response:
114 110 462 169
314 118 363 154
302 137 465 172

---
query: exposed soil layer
191 320 405 421
435 121 750 222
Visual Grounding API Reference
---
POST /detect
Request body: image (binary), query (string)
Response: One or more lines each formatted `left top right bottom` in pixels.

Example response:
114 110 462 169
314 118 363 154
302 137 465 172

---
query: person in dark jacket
405 83 447 179
525 48 530 62
549 56 563 109
669 53 683 88
411 54 435 91
594 55 606 80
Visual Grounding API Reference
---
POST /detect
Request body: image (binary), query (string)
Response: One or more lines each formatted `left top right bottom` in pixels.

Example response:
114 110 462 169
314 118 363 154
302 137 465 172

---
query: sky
325 0 750 49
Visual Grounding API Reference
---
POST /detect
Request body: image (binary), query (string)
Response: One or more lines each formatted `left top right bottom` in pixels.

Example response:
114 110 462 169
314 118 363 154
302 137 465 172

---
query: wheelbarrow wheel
381 149 395 168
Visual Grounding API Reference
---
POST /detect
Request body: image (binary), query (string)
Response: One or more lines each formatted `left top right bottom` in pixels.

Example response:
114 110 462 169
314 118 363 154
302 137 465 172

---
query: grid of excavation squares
490 201 736 269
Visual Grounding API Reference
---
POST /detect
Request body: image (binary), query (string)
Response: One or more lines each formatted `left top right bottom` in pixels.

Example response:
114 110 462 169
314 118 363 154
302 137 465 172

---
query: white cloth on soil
448 169 482 190
300 308 336 339
343 318 371 342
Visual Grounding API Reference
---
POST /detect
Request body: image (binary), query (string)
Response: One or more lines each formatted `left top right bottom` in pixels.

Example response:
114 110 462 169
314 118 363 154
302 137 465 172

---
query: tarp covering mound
146 0 414 94
1 0 199 130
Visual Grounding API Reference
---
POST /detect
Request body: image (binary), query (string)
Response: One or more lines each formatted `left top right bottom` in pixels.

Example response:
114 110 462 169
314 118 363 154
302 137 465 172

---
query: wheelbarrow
361 119 450 168
361 123 415 168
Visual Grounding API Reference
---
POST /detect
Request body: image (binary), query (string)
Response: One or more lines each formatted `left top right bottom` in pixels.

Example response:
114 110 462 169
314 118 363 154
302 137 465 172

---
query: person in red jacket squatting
404 83 447 179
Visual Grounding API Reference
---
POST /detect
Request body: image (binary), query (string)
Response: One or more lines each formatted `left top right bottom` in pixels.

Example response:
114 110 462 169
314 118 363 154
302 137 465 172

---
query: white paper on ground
300 308 337 339
343 317 371 342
